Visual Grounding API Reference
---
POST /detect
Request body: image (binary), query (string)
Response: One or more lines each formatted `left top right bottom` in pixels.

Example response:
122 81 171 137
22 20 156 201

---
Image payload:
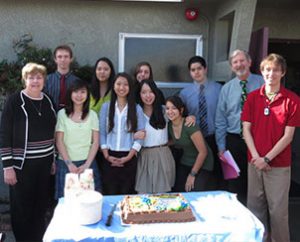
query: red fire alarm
185 8 199 21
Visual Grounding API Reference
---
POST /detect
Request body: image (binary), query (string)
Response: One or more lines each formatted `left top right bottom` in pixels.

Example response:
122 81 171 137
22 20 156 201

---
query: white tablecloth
43 191 264 242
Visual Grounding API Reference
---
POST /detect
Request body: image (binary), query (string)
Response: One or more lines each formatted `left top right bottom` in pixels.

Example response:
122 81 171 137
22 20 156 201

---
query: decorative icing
121 194 195 224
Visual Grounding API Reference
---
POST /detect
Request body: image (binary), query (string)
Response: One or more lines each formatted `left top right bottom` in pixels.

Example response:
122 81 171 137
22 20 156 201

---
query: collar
55 70 73 78
114 101 128 114
193 79 207 87
259 84 285 99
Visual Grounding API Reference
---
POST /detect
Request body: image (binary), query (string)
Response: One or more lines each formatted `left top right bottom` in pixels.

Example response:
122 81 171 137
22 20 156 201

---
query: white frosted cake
73 190 103 225
64 169 103 225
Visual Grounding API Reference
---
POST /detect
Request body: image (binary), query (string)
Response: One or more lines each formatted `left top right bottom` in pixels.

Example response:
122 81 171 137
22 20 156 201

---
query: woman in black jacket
0 62 56 241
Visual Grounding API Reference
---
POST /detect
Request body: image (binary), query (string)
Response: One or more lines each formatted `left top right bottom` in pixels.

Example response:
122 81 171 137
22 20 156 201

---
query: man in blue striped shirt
44 45 78 110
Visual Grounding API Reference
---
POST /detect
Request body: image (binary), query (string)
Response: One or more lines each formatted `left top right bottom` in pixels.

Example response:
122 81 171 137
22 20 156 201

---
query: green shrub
0 33 93 96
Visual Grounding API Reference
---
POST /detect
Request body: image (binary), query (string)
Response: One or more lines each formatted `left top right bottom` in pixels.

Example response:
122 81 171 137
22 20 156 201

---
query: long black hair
65 79 90 120
138 79 166 129
90 57 115 106
108 72 137 133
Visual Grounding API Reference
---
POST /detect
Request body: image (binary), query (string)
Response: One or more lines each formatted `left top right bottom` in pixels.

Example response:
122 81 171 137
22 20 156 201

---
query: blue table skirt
43 191 264 242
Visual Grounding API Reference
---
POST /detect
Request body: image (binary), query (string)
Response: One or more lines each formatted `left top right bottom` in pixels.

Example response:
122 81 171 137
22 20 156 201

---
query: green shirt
56 109 99 162
168 120 214 171
89 92 111 114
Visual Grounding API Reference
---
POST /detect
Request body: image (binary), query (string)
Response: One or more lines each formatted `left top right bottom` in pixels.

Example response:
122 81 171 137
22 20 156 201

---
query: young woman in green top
55 79 101 198
166 95 214 192
90 57 115 175
90 57 115 114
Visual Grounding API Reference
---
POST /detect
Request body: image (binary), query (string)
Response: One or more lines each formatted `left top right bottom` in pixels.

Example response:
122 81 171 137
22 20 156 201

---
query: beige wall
253 7 300 40
210 0 258 82
0 0 266 82
0 0 213 70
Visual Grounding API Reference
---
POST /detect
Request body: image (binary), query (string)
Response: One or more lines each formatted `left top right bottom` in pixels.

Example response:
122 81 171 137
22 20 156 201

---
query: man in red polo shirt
241 53 300 242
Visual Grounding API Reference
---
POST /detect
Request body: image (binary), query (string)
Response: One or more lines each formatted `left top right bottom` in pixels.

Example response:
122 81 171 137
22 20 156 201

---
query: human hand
78 163 89 173
68 163 79 173
185 175 195 192
185 115 196 127
107 155 124 167
253 157 271 171
50 162 56 175
218 150 225 160
134 130 146 140
250 155 260 164
117 156 129 166
4 168 17 185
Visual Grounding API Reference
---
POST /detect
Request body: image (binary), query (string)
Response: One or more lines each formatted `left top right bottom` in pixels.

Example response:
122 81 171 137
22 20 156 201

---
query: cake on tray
121 193 195 224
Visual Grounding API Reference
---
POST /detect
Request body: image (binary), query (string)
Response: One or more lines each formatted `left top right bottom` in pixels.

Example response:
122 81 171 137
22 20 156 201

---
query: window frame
118 32 203 88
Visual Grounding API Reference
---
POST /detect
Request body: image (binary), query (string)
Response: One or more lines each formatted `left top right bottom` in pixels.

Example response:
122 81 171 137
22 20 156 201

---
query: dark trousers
95 150 104 176
205 134 226 190
226 133 248 205
174 163 215 192
102 150 137 195
10 156 52 242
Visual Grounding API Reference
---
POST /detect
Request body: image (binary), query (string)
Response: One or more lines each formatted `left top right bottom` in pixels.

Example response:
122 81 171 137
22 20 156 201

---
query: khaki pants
247 164 290 242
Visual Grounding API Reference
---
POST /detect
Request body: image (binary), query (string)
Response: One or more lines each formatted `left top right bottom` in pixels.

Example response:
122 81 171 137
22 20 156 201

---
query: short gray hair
229 49 251 65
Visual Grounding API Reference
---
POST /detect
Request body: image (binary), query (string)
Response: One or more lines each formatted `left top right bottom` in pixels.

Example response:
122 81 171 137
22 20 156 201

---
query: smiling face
24 72 45 96
230 52 251 78
136 65 151 82
114 76 129 98
261 62 285 89
165 101 183 122
190 62 207 83
96 60 111 83
140 83 155 106
71 87 88 106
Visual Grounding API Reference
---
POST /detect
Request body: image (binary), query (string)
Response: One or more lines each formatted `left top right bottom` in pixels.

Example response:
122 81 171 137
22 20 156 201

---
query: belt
143 143 168 149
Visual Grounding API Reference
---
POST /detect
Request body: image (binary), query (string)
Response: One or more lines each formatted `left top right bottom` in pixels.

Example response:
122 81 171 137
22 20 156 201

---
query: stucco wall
0 0 213 71
253 7 300 40
210 0 258 82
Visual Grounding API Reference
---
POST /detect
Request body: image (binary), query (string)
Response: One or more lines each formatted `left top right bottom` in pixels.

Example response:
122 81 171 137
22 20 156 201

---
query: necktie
198 84 208 137
59 74 66 108
240 80 247 136
240 80 247 110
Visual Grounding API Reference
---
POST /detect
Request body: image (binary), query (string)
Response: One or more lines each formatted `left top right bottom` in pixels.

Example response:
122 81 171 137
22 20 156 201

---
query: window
119 33 203 88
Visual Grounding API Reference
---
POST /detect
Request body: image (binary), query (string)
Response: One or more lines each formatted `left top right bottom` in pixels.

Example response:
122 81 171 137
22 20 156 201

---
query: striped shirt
25 139 55 159
44 71 78 110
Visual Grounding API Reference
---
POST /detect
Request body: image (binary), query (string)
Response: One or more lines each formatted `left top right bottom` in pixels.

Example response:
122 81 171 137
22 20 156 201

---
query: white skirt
135 145 175 193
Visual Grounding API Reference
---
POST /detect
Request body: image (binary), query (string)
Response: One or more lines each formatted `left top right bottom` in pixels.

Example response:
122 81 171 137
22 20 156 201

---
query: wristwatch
264 157 271 164
190 170 198 177
64 160 72 166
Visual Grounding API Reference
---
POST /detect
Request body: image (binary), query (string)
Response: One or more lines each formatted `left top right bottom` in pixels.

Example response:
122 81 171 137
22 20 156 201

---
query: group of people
0 44 300 242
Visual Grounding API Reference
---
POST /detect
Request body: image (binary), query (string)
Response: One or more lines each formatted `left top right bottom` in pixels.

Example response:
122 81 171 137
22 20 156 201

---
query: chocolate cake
121 194 195 224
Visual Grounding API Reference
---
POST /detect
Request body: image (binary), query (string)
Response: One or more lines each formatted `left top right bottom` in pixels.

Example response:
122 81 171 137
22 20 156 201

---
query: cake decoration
64 169 95 199
121 194 195 224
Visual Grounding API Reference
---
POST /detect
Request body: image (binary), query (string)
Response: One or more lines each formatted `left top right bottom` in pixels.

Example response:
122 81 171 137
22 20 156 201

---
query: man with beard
215 49 264 204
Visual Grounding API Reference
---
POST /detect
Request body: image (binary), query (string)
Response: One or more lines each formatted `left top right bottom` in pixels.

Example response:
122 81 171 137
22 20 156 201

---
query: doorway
269 39 300 197
268 39 300 95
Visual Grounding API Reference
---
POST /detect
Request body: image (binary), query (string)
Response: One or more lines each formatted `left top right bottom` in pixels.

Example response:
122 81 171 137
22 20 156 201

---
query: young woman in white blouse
100 73 145 195
135 80 175 193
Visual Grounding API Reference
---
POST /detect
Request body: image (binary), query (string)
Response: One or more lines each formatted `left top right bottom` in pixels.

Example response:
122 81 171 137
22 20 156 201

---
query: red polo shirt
241 84 300 167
